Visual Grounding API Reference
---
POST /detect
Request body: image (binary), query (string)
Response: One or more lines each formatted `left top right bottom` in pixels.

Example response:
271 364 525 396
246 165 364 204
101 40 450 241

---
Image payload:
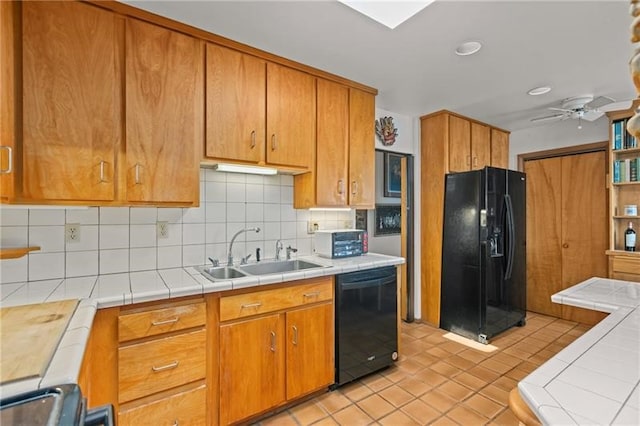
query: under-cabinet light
308 208 353 212
214 163 278 175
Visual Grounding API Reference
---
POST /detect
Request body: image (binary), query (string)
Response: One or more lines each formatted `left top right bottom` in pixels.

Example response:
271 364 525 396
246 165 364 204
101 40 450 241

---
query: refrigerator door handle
504 194 515 280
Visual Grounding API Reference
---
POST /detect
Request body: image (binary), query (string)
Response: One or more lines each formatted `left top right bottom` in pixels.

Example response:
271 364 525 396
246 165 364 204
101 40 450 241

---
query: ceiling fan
530 95 618 128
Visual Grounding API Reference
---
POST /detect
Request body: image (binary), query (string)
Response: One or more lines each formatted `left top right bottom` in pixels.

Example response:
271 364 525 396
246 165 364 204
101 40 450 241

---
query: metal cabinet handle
172 421 178 426
292 325 298 346
271 134 277 151
0 146 12 174
151 361 179 372
303 291 320 299
270 331 276 352
99 160 111 183
351 180 358 195
241 302 262 309
151 318 179 326
250 130 256 149
337 180 344 195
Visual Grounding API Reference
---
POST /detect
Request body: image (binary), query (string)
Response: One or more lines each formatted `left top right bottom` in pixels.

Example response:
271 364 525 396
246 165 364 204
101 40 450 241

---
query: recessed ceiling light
455 41 482 56
527 86 552 96
338 1 435 29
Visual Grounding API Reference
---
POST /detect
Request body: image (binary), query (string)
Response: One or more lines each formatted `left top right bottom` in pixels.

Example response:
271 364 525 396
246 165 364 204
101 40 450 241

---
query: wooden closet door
525 157 563 317
561 151 608 287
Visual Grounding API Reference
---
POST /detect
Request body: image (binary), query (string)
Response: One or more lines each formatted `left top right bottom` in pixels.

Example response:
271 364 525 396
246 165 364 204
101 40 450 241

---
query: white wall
509 118 609 169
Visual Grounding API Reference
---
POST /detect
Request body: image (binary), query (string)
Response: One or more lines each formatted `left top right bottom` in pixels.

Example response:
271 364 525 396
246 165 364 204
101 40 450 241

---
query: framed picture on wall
374 204 401 236
384 152 402 198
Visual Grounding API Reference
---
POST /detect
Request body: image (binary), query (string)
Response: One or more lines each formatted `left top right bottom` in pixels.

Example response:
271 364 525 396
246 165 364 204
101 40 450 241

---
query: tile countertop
0 253 404 399
519 277 640 425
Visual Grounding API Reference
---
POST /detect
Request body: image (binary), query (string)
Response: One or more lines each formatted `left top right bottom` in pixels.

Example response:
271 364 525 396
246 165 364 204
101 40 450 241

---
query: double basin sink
197 259 326 282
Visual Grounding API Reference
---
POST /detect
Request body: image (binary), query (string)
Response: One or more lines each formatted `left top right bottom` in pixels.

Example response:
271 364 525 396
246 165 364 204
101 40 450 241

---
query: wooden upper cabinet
348 88 375 208
1 1 17 202
315 79 349 206
448 115 471 172
490 128 509 169
21 1 120 201
266 63 315 169
125 18 203 204
206 44 266 164
470 122 490 170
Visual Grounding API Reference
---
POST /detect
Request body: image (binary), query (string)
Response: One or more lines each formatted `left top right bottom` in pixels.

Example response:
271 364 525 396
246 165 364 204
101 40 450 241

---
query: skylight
337 1 435 29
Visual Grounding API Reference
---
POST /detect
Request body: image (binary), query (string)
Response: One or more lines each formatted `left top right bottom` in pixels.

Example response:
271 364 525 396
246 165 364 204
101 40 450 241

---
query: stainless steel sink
197 266 247 281
238 260 325 275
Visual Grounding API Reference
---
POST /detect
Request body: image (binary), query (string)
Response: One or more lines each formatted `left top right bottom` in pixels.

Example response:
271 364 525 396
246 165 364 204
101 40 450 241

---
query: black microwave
313 229 368 258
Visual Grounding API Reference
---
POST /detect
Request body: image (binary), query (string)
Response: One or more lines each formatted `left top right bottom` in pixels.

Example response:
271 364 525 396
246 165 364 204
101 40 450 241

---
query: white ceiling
124 0 636 132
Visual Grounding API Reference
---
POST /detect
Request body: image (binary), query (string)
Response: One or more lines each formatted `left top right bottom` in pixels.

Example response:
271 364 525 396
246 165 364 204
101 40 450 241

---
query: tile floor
253 311 593 425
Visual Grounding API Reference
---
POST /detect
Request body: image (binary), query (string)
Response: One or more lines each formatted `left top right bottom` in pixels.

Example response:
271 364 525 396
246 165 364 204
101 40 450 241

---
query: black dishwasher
334 266 398 387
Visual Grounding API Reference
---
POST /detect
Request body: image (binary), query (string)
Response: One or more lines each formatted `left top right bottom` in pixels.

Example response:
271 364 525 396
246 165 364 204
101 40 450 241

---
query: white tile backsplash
0 169 354 283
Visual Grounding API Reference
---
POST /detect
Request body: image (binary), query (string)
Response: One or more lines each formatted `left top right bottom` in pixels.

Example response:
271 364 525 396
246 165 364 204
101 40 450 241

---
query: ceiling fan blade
582 110 604 122
585 96 615 110
531 113 566 122
548 107 574 113
600 99 634 112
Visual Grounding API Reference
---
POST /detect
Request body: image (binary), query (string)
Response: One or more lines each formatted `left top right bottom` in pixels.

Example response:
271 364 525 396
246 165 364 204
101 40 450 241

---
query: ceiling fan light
527 86 551 96
455 41 482 56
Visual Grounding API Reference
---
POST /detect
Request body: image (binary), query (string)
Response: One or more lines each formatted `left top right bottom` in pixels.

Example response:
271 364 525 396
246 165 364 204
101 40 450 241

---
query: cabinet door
525 157 563 317
206 44 265 164
348 88 375 207
219 314 285 425
1 1 17 201
266 63 315 169
470 122 490 170
561 151 607 287
286 303 334 400
125 18 202 204
316 79 349 206
448 115 471 172
490 128 509 169
21 1 120 201
119 385 206 426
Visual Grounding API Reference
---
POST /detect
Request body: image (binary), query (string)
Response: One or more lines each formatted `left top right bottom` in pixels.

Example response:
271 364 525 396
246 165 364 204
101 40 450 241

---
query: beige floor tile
356 394 395 420
436 380 474 401
430 361 463 378
464 393 503 419
341 381 374 402
316 391 352 414
379 409 421 426
420 389 458 414
492 375 518 393
289 400 329 425
311 416 339 426
443 354 476 371
451 372 488 391
413 368 448 387
430 415 461 425
361 372 394 392
378 384 415 408
396 377 433 397
446 405 489 425
479 384 510 406
401 399 441 424
467 365 502 383
259 410 298 426
332 404 374 426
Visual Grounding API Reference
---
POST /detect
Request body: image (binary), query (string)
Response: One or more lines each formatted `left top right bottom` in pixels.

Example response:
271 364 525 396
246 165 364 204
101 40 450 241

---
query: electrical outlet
65 223 81 243
157 221 169 239
307 221 320 234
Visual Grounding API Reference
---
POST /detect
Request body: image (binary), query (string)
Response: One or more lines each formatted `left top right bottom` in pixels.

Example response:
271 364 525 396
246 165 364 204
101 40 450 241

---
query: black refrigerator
440 166 526 344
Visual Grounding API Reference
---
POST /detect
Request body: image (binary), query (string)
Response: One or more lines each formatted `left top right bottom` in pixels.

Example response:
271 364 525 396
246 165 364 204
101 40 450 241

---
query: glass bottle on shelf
625 222 636 252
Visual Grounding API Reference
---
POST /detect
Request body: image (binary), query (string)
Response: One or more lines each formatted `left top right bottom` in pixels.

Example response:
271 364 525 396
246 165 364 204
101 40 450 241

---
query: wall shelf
0 246 40 260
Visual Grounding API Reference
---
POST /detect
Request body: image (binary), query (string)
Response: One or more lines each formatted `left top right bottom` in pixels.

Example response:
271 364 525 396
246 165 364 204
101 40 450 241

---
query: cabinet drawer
611 256 640 275
119 329 206 403
119 301 206 342
220 278 332 321
119 385 206 426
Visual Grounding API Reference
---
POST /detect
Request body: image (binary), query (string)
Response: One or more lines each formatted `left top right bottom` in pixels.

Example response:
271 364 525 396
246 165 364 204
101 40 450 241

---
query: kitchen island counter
519 277 640 425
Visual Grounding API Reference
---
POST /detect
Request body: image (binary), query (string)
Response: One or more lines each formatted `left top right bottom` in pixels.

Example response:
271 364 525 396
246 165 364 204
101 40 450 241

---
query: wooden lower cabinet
609 253 640 282
219 314 285 425
286 303 334 400
219 279 334 425
119 385 207 426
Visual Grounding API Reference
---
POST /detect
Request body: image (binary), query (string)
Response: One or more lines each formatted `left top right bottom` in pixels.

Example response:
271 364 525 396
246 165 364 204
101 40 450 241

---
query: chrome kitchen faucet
227 227 260 266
